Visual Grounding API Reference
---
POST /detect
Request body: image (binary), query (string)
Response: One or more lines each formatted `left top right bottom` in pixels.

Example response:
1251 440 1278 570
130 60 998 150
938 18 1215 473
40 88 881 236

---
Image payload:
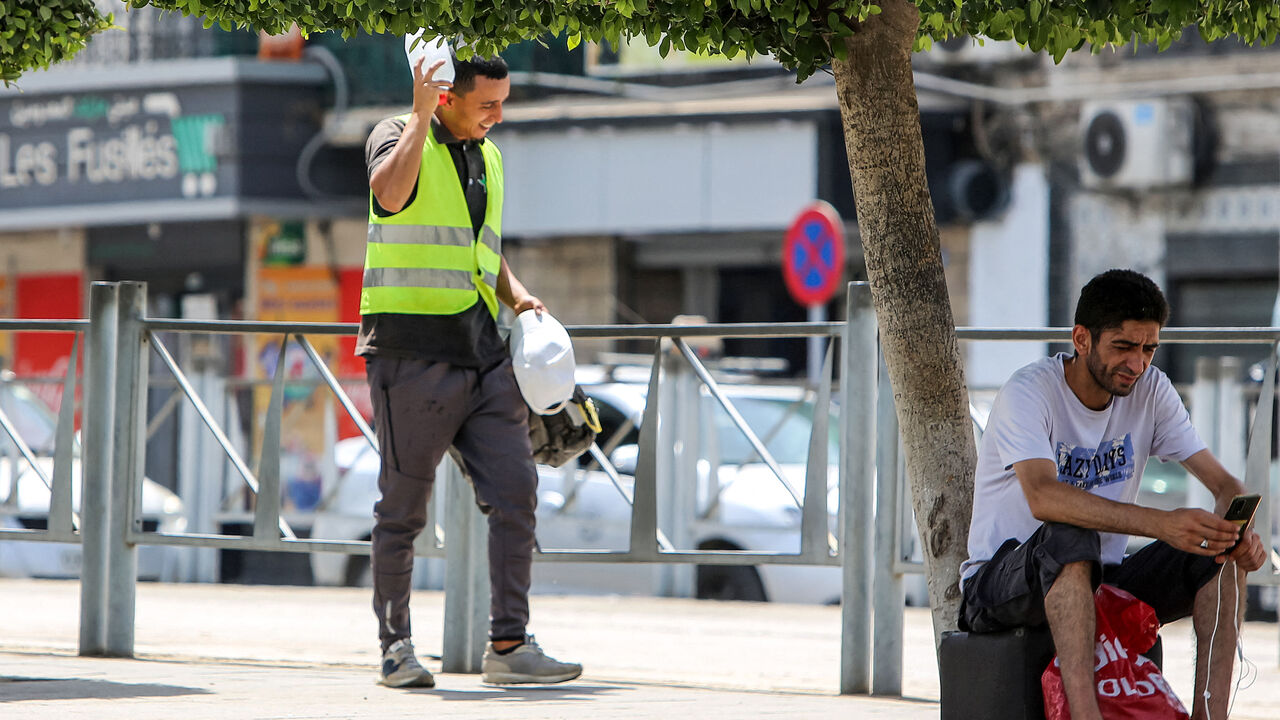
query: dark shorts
960 522 1223 633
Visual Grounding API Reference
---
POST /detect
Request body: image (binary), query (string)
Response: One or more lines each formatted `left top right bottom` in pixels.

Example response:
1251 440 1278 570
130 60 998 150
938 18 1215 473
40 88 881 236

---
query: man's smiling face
438 75 509 141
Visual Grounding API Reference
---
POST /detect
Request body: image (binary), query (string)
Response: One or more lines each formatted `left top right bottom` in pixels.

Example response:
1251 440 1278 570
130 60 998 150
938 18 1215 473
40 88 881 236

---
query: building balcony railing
57 3 589 108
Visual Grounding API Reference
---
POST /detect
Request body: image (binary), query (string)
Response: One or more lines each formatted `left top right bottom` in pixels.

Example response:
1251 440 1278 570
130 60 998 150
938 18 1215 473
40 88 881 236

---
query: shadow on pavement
0 676 211 702
427 684 623 702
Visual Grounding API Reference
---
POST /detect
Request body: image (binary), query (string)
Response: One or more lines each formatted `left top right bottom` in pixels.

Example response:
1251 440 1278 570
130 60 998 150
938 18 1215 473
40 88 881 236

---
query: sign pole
808 304 826 386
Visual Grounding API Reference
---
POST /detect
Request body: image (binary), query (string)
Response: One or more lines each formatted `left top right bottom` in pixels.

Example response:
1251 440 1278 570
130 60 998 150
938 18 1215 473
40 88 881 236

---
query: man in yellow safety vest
359 50 581 689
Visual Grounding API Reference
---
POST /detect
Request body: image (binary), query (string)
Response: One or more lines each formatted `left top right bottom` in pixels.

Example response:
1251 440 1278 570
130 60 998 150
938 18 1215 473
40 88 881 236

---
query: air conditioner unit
1079 99 1194 190
928 36 1027 66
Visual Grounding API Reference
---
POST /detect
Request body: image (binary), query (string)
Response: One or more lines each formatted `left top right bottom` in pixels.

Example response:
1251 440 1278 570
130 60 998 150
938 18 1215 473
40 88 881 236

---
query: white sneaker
379 639 435 688
482 635 582 685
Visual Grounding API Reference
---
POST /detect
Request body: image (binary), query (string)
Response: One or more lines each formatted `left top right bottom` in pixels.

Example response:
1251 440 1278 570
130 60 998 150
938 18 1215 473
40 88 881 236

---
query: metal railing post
48 334 80 537
840 281 876 695
659 348 697 597
253 336 287 543
872 356 904 695
1189 357 1219 510
80 282 118 656
628 343 663 561
105 281 147 656
1244 344 1276 578
177 364 223 582
442 454 489 673
1216 357 1245 484
799 343 834 559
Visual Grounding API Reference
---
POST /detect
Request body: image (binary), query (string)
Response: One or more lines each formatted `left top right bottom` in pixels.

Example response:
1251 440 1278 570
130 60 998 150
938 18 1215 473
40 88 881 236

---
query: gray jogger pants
366 355 537 650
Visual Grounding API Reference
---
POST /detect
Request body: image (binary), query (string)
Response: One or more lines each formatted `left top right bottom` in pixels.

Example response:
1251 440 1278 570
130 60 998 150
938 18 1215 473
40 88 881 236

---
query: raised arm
369 58 452 213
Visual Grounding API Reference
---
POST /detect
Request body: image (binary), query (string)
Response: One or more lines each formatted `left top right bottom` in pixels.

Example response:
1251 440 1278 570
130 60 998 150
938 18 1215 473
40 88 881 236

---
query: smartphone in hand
1223 493 1262 554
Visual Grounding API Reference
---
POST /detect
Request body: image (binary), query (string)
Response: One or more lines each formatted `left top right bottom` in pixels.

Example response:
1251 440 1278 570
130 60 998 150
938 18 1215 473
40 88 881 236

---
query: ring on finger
1199 538 1210 549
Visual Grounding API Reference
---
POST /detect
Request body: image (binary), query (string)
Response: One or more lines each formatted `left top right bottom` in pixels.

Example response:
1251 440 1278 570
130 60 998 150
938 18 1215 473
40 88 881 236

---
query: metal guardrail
3 282 1278 693
130 320 846 564
65 281 883 685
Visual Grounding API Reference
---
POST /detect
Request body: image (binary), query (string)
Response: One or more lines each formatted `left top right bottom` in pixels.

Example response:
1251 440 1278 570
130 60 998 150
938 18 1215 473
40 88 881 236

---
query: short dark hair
1073 269 1170 341
450 52 508 95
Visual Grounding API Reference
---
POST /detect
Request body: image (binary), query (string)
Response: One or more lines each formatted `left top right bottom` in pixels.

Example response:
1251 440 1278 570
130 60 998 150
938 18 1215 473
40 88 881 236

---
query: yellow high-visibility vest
361 116 503 319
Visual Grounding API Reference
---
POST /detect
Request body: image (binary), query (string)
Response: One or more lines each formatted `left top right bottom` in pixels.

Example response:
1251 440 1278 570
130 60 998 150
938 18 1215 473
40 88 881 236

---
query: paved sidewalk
1 579 1277 718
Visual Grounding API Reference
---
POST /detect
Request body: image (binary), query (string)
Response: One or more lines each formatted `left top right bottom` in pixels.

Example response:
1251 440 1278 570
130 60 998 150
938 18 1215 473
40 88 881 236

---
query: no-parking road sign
782 201 845 307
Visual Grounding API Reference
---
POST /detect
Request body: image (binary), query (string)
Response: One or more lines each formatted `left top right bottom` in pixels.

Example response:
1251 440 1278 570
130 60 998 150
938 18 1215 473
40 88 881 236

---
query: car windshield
706 395 838 466
0 382 59 457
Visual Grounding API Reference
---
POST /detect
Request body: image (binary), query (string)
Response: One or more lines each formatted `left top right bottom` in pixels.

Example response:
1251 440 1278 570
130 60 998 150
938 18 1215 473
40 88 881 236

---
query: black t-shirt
356 116 506 369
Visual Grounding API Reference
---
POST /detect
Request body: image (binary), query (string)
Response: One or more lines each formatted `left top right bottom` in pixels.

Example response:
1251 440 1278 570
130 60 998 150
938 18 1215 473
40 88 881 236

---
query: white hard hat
404 30 454 83
510 310 576 415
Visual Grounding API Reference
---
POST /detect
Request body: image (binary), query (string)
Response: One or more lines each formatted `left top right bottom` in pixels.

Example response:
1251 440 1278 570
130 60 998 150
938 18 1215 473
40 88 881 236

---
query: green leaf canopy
8 0 1280 83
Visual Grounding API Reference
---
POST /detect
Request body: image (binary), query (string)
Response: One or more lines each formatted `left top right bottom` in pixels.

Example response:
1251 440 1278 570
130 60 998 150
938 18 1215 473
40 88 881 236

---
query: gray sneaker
482 635 582 685
379 639 435 688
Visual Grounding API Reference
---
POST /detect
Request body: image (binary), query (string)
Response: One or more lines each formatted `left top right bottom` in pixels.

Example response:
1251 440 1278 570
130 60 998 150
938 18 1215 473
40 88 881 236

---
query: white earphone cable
1203 559 1251 720
1201 564 1225 720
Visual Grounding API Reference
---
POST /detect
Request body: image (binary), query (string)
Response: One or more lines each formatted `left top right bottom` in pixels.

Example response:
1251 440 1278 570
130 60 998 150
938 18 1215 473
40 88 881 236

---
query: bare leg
1044 560 1102 720
1191 560 1243 720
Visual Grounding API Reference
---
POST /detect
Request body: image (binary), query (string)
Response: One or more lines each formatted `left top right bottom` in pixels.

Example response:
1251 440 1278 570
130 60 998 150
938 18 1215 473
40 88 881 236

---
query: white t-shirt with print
961 352 1205 584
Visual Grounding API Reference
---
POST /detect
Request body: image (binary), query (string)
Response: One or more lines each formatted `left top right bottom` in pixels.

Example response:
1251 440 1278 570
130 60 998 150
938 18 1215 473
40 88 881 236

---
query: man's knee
1038 521 1100 549
1034 522 1102 563
1033 523 1102 597
1046 559 1093 594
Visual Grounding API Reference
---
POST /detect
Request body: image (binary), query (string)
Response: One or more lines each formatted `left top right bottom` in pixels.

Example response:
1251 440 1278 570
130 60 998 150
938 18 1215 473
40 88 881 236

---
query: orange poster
253 266 340 512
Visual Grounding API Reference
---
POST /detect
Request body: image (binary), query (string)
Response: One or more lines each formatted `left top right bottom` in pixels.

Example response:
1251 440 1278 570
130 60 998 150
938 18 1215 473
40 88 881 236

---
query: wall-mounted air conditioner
1079 99 1194 190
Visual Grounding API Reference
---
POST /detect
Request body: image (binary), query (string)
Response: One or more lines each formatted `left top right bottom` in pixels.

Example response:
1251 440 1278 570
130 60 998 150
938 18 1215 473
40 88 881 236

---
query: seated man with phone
960 269 1268 720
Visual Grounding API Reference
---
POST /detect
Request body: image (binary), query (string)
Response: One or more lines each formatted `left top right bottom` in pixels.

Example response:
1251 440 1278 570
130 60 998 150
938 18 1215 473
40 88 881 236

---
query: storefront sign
0 88 228 207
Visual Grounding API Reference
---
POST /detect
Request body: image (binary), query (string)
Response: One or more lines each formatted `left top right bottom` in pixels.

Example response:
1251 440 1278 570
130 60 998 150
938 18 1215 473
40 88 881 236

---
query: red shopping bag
1042 585 1189 720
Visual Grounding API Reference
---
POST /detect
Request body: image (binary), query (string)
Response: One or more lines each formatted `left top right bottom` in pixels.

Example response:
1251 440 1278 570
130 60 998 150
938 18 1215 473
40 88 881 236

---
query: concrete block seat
939 625 1163 720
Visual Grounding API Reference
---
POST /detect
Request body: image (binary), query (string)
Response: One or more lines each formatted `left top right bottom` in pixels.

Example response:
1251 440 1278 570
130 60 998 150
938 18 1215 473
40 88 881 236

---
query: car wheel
345 554 373 588
696 564 766 602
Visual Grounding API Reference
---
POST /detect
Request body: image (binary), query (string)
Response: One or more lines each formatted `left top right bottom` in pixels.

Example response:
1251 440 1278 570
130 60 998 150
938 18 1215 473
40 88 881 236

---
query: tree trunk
831 0 976 643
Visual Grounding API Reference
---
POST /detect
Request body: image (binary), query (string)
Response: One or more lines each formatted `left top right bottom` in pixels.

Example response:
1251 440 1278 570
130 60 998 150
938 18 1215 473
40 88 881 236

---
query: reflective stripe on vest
363 267 477 290
361 118 504 319
367 224 473 247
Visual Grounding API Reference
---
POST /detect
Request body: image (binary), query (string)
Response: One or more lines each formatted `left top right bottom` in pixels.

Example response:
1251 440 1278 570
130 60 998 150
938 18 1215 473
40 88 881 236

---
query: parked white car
532 381 844 603
310 379 857 604
0 380 187 581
